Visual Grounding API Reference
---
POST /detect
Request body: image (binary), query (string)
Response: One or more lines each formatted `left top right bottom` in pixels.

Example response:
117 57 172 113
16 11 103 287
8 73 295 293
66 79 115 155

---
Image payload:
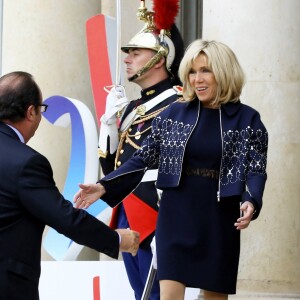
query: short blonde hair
178 40 245 104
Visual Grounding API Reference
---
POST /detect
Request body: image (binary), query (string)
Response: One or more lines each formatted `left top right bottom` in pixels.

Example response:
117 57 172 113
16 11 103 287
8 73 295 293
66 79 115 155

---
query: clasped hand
116 229 140 256
73 183 140 256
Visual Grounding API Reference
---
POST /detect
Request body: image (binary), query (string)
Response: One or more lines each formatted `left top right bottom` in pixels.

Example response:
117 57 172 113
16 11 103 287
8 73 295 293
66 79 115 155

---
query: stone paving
193 291 300 300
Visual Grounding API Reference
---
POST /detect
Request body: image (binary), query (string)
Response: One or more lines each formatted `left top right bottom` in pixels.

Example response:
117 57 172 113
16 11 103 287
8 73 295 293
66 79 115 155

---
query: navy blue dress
156 107 241 294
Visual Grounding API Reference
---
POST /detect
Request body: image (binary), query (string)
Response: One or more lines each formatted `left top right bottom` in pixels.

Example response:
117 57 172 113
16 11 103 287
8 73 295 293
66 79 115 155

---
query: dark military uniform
100 78 180 299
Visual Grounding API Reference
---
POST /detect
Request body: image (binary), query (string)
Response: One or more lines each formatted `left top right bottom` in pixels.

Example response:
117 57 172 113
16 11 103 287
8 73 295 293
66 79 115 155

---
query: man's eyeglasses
37 104 48 113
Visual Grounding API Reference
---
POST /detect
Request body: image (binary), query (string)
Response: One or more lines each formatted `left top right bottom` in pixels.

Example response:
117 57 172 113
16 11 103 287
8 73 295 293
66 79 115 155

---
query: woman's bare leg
203 289 228 300
159 280 185 300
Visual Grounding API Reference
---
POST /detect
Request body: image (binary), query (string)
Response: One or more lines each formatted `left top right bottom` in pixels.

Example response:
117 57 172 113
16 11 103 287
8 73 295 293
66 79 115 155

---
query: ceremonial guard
98 0 184 299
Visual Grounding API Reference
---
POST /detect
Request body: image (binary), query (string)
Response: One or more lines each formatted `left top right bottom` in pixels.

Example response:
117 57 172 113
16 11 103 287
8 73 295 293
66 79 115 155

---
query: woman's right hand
73 183 106 209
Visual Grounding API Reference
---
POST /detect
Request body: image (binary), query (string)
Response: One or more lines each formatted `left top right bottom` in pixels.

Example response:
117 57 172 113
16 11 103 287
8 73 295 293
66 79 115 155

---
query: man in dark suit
0 71 140 300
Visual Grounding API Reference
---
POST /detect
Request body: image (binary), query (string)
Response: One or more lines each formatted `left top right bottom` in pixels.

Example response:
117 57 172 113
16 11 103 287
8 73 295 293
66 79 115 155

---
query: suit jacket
0 122 119 300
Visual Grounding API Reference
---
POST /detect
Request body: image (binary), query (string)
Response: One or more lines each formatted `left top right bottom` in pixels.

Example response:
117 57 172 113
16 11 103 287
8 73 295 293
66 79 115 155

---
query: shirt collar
140 78 173 102
6 124 25 143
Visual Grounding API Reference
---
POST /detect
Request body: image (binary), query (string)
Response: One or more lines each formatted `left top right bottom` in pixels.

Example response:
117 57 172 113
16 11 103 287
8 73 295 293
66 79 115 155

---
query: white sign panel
40 261 200 300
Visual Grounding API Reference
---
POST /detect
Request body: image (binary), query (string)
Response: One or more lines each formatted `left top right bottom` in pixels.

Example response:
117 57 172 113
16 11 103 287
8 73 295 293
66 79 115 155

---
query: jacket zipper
217 107 223 202
246 184 252 197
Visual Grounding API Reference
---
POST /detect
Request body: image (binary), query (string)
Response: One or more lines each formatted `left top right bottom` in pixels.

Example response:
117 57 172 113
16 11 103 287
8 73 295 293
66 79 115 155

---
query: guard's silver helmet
122 0 180 81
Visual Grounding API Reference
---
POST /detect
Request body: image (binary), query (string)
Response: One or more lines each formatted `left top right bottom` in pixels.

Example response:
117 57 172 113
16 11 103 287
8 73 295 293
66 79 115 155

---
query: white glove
150 236 157 269
156 188 163 207
99 85 129 155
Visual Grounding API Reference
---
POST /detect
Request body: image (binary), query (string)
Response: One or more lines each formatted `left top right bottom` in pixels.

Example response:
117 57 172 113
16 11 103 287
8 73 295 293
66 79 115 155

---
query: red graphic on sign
86 15 113 127
93 276 100 300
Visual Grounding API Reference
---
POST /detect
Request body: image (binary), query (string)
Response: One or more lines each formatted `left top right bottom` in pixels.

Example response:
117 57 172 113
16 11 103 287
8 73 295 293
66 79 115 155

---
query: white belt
141 169 158 182
120 88 176 132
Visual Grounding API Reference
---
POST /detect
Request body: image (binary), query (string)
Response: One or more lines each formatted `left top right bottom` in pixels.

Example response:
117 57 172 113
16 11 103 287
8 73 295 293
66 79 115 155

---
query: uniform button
120 149 124 154
146 89 155 96
128 128 132 132
116 161 122 167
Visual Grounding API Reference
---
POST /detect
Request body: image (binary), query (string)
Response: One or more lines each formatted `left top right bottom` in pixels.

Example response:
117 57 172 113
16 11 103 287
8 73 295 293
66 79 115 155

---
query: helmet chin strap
128 47 167 82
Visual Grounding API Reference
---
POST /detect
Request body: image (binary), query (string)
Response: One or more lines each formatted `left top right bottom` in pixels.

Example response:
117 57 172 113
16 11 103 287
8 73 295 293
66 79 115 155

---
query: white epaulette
120 88 177 132
173 85 183 96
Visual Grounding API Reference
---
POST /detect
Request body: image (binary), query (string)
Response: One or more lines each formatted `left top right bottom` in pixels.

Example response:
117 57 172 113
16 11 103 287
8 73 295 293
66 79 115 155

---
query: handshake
73 183 140 256
116 228 140 256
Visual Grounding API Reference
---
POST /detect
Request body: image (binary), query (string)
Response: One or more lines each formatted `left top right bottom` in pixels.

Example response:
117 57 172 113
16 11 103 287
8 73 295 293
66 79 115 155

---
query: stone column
203 0 300 297
2 0 101 261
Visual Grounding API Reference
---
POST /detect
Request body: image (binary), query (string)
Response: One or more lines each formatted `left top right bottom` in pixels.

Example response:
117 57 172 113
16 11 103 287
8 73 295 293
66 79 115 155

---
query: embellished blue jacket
100 99 268 218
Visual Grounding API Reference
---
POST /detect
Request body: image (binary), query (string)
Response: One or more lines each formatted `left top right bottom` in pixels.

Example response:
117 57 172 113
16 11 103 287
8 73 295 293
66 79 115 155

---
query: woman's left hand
234 201 255 230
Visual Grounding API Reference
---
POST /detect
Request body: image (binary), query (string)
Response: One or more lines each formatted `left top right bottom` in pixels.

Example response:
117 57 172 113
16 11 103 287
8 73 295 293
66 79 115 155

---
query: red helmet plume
152 0 180 32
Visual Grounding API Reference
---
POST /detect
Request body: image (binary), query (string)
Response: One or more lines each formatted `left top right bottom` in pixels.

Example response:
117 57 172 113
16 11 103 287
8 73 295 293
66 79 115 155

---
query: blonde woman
74 40 268 300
